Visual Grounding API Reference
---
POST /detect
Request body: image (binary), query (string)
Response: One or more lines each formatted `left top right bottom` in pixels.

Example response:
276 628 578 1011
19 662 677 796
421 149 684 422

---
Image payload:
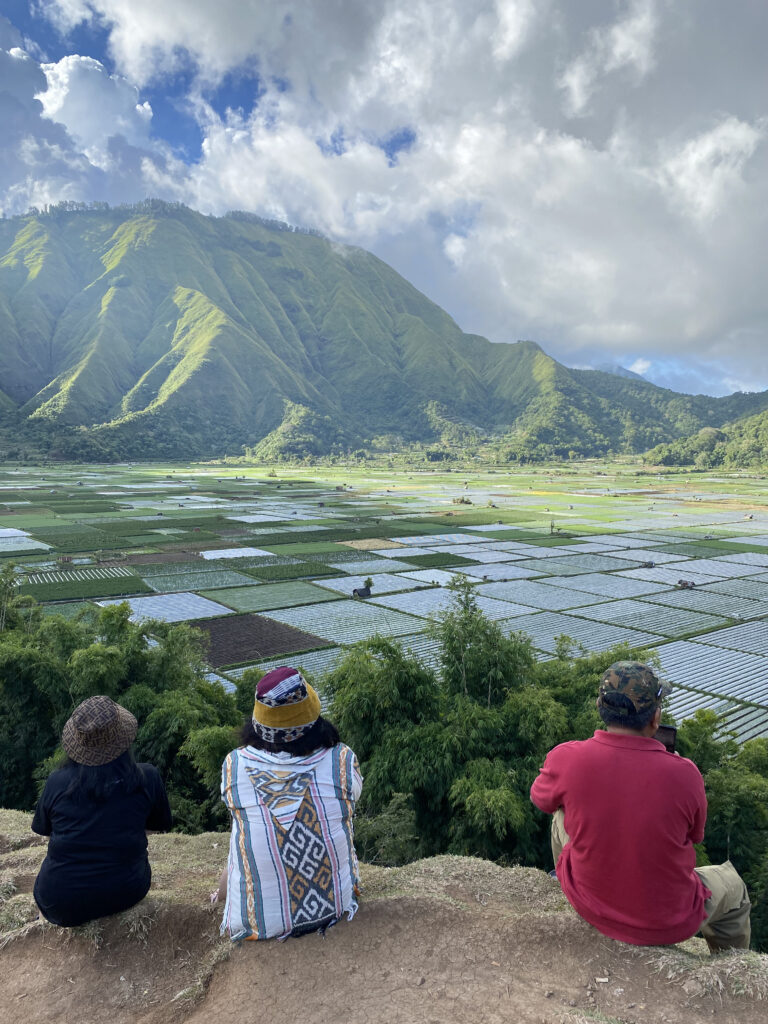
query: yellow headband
252 684 321 729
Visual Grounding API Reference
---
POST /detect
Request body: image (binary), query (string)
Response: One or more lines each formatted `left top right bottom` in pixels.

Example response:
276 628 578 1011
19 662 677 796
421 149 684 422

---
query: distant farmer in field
217 666 362 941
32 696 172 927
530 662 751 952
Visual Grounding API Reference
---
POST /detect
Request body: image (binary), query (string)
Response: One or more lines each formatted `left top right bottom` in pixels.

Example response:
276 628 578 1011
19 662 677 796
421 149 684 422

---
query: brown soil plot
190 613 331 667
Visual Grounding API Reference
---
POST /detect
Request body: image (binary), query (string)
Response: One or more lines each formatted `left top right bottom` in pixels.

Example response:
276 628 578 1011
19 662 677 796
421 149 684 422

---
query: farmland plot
498 611 662 655
98 592 234 622
433 547 523 562
713 551 768 567
22 566 136 585
143 569 255 592
664 558 766 578
372 546 436 558
263 600 426 644
460 562 542 581
695 620 768 657
568 599 731 637
204 582 339 612
191 614 331 667
200 546 274 559
396 569 471 587
242 646 345 683
619 567 722 586
474 580 601 610
399 533 494 545
534 573 672 599
601 549 688 564
642 588 768 620
314 573 418 596
327 558 415 574
705 578 768 602
369 589 539 620
655 640 768 707
514 553 640 574
0 535 52 553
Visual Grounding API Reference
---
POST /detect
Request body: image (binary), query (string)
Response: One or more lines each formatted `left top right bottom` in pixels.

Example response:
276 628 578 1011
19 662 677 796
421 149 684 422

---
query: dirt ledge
1 808 766 1024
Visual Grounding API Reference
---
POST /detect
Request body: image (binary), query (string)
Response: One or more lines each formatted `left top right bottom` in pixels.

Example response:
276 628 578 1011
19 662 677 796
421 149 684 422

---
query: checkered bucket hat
61 695 138 766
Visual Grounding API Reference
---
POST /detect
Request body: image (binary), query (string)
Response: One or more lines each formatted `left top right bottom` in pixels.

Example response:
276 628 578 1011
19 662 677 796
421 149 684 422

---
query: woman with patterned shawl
218 666 362 941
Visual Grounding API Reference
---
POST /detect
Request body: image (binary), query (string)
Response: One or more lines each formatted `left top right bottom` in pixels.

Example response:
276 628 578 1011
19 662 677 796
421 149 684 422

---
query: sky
1 1 767 397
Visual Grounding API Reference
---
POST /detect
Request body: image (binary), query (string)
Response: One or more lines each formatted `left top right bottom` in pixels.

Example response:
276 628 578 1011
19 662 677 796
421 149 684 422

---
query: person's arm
688 765 707 845
145 767 173 832
530 748 564 814
31 781 53 836
350 749 362 802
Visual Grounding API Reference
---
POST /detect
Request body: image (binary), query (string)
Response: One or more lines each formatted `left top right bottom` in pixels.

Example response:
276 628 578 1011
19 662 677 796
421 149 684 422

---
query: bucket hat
61 695 138 766
252 666 321 745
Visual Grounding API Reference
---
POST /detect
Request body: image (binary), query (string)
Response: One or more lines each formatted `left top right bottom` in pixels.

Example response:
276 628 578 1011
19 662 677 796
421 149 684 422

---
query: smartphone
654 724 677 753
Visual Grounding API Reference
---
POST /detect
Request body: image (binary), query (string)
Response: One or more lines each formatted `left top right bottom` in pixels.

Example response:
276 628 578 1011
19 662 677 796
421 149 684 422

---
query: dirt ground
1 811 767 1024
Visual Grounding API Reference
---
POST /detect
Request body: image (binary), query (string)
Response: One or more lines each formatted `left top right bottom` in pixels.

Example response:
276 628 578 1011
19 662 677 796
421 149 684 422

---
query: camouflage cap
598 661 672 716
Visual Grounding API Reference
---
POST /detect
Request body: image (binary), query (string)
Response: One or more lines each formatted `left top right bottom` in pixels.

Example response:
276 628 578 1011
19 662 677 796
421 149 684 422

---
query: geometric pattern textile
220 743 362 941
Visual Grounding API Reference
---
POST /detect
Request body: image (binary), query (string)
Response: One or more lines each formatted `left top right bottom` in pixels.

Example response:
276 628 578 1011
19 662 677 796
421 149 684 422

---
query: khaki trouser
551 808 751 952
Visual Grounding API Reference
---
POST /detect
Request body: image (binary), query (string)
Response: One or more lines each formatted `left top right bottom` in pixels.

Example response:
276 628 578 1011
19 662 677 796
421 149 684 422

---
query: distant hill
1 200 767 460
645 407 768 468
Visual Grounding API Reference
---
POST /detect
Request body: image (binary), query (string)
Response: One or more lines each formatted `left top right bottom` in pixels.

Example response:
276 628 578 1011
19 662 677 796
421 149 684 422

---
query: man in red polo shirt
530 661 751 951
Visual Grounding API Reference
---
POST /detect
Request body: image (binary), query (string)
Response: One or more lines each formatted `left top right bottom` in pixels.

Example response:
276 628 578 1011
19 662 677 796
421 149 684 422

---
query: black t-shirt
32 754 172 925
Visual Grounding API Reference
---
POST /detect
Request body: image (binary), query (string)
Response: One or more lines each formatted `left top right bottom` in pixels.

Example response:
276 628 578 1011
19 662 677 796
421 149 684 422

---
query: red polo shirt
530 730 709 945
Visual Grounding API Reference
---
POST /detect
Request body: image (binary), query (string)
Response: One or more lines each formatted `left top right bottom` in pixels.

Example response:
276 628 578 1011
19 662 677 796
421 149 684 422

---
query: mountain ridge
1 201 766 460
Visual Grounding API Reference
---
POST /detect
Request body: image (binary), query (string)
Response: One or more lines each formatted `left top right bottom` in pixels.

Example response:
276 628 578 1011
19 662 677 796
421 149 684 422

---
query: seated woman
219 666 362 941
32 695 172 927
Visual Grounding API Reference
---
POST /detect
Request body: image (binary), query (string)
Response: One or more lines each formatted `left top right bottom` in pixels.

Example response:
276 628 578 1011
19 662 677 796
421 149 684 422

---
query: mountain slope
1 201 767 459
645 407 768 467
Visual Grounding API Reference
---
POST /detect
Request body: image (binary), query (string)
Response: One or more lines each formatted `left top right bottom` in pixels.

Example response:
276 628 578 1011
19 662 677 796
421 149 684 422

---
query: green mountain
1 200 767 460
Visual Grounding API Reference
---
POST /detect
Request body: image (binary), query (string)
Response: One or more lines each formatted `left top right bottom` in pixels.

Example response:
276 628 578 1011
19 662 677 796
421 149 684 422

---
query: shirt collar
592 729 666 751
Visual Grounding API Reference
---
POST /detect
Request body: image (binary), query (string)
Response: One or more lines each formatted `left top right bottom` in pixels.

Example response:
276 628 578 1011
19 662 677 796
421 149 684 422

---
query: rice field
7 460 768 740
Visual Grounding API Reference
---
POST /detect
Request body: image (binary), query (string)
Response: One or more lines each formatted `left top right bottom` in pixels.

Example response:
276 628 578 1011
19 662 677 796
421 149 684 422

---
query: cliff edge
1 809 766 1024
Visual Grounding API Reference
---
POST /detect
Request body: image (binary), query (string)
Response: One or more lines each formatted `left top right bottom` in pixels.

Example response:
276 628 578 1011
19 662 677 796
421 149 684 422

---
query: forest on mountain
645 411 768 468
2 201 767 463
2 569 768 949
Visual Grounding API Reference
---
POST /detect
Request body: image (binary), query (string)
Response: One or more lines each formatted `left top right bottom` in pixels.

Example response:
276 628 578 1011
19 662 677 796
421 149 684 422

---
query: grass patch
399 552 480 568
19 576 153 601
243 561 345 581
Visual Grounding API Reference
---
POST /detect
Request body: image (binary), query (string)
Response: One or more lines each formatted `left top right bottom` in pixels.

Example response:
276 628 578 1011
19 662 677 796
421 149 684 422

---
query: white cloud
3 1 768 395
628 358 651 376
657 116 765 221
559 0 658 116
39 55 153 168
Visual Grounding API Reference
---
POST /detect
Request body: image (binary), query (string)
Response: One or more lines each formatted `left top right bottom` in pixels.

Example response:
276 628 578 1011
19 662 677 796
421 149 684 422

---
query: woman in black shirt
32 695 172 928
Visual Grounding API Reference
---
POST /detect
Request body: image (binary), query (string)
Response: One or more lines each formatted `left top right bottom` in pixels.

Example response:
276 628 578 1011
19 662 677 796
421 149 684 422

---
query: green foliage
431 577 535 705
0 595 239 831
326 586 645 867
645 413 768 468
243 560 344 581
18 575 152 602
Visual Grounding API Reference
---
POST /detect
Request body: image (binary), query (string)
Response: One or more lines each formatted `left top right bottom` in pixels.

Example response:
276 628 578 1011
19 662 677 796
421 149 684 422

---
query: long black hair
61 748 148 802
240 715 340 756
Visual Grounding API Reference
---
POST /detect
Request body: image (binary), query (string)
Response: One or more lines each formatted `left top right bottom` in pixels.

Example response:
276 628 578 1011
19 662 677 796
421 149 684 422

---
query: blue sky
1 1 767 397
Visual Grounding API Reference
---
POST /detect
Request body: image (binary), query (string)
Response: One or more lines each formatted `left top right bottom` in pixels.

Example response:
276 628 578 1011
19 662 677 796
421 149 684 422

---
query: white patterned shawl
220 744 362 940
